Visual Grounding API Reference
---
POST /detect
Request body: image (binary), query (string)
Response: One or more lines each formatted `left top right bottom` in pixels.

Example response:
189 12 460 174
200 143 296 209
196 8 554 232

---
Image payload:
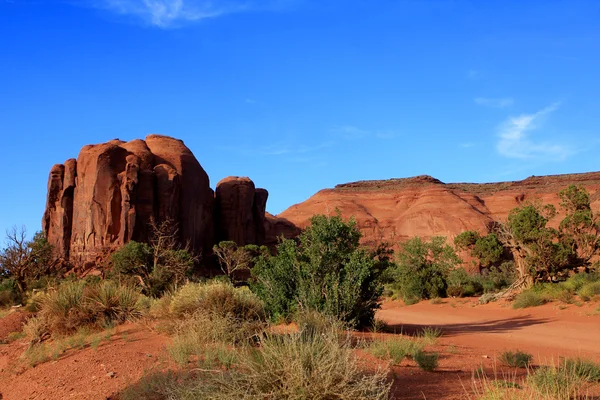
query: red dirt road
378 299 600 399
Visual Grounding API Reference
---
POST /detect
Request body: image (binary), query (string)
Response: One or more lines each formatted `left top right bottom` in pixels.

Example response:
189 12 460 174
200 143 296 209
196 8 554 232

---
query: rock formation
278 173 600 249
42 135 297 270
215 177 265 246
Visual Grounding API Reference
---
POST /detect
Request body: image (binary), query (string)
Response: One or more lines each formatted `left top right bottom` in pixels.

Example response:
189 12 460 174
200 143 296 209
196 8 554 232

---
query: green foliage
0 278 22 307
562 272 598 292
110 241 194 297
561 357 600 382
251 213 384 328
24 280 143 340
142 322 391 400
499 350 533 368
512 290 546 309
0 228 56 295
527 364 584 400
167 281 265 322
367 336 424 365
213 241 258 284
390 236 460 304
472 234 505 267
168 311 262 366
111 241 153 277
454 230 480 250
419 326 442 345
413 349 439 371
577 281 600 301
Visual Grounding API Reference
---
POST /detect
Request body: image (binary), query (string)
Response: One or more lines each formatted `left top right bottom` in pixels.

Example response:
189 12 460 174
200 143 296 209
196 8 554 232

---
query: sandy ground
0 323 170 400
379 298 600 399
0 299 599 400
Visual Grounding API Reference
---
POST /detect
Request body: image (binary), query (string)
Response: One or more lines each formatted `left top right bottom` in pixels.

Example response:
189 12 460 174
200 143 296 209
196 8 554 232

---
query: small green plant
512 290 546 309
561 357 600 382
527 364 582 400
367 337 424 365
578 281 600 301
419 326 442 345
5 331 26 342
499 350 533 368
23 280 144 341
168 281 265 322
413 349 439 371
370 318 388 333
430 297 445 305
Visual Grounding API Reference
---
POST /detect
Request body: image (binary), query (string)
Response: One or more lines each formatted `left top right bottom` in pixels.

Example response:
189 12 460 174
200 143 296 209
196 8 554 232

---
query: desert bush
168 281 265 322
294 309 346 339
527 364 583 400
167 312 256 366
561 357 600 382
110 225 196 297
390 236 460 304
251 213 385 328
413 349 439 371
578 281 600 301
499 350 533 368
368 336 424 365
24 280 144 339
86 281 144 325
181 327 390 399
0 278 22 307
419 326 442 345
562 272 598 292
512 290 546 309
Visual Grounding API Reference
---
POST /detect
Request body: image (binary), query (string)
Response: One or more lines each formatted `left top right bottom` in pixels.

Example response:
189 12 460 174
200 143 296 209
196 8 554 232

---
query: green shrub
110 240 195 297
419 326 442 345
562 272 598 292
251 213 385 328
561 357 600 382
168 311 261 366
86 281 143 325
499 350 533 368
0 278 22 307
389 237 460 303
527 365 583 400
578 281 600 301
193 327 390 399
368 337 424 365
413 349 439 371
512 290 546 309
24 280 143 339
168 281 265 322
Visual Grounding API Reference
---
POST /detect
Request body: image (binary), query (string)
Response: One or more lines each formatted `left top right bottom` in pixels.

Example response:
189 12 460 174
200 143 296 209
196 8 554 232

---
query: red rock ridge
278 173 600 248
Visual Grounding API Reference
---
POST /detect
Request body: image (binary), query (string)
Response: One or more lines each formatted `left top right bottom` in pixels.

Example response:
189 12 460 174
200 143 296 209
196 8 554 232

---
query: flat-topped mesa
279 171 600 272
42 135 296 270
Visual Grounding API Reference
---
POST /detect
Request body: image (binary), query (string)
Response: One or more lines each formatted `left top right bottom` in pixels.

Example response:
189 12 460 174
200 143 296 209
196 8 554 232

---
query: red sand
0 299 598 399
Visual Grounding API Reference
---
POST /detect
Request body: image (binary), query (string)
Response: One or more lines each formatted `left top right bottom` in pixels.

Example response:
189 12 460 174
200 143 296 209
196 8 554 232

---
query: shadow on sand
384 315 551 337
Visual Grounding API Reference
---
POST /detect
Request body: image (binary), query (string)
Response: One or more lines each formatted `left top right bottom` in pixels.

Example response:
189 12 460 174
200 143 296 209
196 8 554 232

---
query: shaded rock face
42 135 298 270
215 177 261 246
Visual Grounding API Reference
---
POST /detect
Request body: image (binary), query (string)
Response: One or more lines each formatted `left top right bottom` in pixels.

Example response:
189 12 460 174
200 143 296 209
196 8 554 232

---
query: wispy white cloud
92 0 293 28
334 125 396 140
460 142 475 148
496 103 574 160
475 97 514 108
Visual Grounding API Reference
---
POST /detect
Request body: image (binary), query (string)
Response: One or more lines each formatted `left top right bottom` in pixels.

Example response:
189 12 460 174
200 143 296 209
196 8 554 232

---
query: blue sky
1 0 599 239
